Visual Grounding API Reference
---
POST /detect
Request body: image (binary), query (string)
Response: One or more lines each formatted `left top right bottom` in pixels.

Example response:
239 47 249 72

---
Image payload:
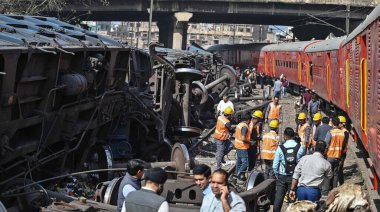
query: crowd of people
209 87 367 211
115 79 369 211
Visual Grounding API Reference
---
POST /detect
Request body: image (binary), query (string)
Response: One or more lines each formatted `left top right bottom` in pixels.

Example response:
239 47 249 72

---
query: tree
0 0 109 20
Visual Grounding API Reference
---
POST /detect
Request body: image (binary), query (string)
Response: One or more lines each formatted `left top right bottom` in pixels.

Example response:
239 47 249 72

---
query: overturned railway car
0 15 190 210
0 14 267 211
207 43 268 69
0 16 132 182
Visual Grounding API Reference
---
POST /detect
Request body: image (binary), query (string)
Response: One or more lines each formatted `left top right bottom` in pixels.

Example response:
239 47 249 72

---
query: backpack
279 143 301 175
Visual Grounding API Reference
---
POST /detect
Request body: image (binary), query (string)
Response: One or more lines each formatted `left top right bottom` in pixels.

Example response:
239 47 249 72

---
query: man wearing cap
234 116 251 181
117 159 145 212
200 169 246 212
337 115 350 186
313 116 333 144
213 107 235 169
310 113 322 151
216 95 234 118
324 117 349 190
297 112 311 148
262 119 280 179
248 110 263 171
123 167 168 212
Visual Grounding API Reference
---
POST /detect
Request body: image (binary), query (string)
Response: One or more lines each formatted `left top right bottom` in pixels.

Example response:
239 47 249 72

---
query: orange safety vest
234 122 250 150
342 127 349 153
298 122 311 146
327 128 345 158
247 121 253 141
268 102 281 119
213 116 231 141
261 131 278 160
247 122 261 140
311 124 318 146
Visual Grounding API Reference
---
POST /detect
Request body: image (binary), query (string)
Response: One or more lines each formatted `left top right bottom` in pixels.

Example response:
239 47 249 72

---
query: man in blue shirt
273 127 306 212
193 164 212 196
200 169 246 212
273 77 282 98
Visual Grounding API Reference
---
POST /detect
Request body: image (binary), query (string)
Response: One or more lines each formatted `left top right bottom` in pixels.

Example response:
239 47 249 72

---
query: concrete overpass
62 0 377 48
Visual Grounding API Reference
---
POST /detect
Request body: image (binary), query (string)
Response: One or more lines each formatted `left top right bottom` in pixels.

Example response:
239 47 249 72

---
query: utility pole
137 22 140 48
233 24 236 44
148 0 154 46
346 4 350 35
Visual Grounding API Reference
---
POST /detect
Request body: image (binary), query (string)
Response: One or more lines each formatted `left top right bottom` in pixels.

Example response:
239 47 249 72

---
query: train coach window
309 61 313 81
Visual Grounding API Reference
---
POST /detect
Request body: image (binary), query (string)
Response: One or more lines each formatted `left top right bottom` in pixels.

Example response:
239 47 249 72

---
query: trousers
282 87 286 97
247 145 258 171
215 139 233 169
236 149 249 176
297 186 321 202
338 153 347 185
328 158 340 189
274 174 293 212
264 160 275 179
274 90 281 98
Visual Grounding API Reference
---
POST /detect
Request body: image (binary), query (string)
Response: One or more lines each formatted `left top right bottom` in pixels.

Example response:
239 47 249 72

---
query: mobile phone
215 192 222 199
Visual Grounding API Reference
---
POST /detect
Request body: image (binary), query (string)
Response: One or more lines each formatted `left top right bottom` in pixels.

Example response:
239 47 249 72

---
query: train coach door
326 53 332 101
272 52 276 77
297 53 302 84
264 52 268 76
360 35 367 135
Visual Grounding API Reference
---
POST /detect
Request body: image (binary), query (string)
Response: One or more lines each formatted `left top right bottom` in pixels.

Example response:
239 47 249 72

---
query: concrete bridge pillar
157 12 192 50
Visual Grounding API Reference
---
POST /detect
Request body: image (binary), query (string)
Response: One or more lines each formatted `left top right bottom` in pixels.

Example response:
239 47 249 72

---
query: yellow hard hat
224 107 233 115
338 116 346 123
269 119 279 128
252 110 263 119
298 112 307 120
313 113 322 121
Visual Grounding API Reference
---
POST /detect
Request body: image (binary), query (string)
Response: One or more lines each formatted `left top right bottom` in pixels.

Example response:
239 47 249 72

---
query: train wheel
1 179 50 211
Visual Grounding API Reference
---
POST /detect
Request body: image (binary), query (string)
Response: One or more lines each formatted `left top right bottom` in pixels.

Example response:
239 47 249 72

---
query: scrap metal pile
0 15 274 212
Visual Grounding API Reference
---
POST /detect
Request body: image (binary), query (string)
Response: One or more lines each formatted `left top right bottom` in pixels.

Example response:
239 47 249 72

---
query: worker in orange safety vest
265 96 283 126
234 117 251 181
247 110 263 171
213 107 235 169
296 112 311 149
324 116 349 190
337 115 350 186
261 119 280 179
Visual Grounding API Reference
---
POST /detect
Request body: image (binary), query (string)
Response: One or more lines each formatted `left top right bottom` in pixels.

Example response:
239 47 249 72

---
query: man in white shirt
216 94 234 118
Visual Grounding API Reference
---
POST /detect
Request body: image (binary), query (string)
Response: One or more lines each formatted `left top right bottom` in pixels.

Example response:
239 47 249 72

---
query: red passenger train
209 5 380 187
